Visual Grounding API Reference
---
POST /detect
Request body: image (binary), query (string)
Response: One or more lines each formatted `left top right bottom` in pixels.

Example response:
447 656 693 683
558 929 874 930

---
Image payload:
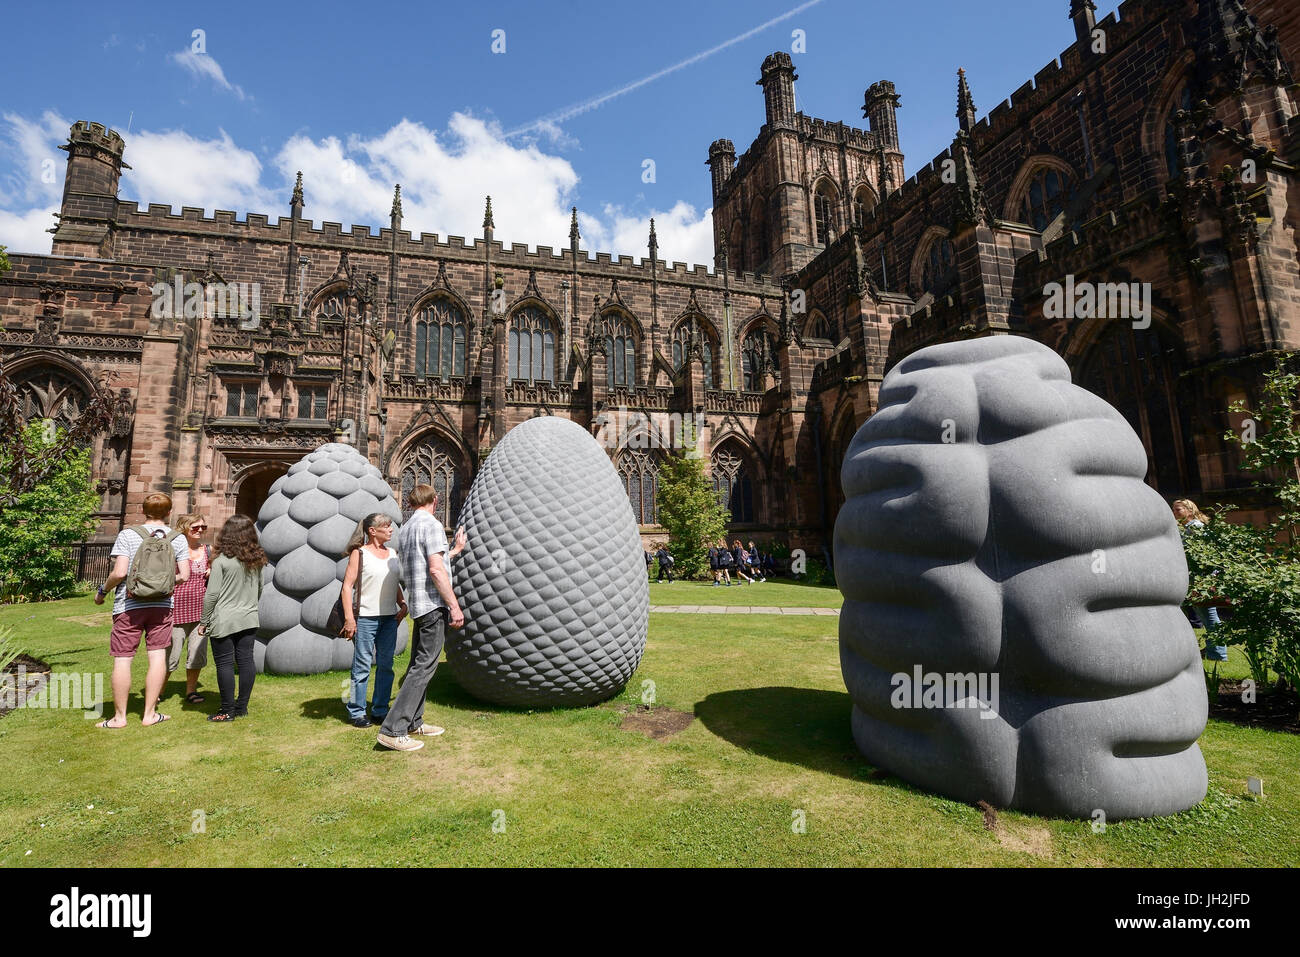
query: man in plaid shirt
376 484 466 752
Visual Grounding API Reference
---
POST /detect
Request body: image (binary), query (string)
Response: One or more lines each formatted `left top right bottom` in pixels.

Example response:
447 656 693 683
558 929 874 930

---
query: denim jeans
348 616 398 722
1193 605 1228 662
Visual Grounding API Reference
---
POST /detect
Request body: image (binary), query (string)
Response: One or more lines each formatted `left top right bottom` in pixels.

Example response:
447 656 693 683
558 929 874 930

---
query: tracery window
814 181 839 245
604 314 637 388
315 291 349 327
415 299 467 380
398 436 463 527
617 449 660 525
1021 167 1072 231
14 368 87 430
741 327 778 392
711 445 754 524
508 306 556 382
920 236 958 295
1163 84 1202 180
672 320 715 388
1077 323 1197 496
853 188 876 227
805 311 832 340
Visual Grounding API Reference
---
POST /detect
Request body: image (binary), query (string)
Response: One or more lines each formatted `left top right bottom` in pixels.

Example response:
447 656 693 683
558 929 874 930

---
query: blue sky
1 0 1091 267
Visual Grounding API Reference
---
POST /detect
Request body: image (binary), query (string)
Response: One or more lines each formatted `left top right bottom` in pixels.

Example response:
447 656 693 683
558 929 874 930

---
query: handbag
327 551 362 636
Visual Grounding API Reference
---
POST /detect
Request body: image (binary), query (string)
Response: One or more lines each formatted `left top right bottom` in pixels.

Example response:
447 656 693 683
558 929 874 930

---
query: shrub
0 424 100 602
655 450 730 580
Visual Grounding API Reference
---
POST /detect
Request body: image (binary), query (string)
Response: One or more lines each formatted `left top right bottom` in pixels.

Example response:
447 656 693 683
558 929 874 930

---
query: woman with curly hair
198 514 268 721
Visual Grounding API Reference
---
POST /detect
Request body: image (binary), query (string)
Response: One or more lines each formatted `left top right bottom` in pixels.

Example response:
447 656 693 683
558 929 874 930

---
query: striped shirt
109 525 189 615
397 509 449 619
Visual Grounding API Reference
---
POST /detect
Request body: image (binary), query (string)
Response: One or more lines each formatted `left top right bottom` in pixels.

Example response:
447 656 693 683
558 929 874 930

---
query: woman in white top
341 512 407 728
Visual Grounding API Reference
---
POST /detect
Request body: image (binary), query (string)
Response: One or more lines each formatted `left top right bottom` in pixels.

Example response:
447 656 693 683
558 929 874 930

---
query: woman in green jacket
198 514 267 722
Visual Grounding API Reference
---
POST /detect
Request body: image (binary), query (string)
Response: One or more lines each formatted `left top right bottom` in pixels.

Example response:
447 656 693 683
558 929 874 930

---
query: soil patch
1 654 51 718
1209 681 1300 734
614 703 695 740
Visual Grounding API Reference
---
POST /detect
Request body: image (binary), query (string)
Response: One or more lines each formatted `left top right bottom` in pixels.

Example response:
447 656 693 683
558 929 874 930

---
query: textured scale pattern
835 336 1207 820
448 416 648 707
255 443 405 675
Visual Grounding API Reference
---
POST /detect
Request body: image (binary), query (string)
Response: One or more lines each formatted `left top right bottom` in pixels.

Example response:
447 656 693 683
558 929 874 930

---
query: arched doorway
236 463 289 519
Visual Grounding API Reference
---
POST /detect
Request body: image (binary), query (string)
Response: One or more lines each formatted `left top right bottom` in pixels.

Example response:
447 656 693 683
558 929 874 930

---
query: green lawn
0 596 1296 867
648 577 843 607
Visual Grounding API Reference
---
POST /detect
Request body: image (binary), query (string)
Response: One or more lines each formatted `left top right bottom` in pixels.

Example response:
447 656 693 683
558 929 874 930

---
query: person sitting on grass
340 512 407 729
198 514 267 722
167 513 211 704
94 491 191 728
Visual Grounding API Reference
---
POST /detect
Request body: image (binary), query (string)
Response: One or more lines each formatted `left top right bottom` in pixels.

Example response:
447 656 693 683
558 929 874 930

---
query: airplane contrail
506 0 823 138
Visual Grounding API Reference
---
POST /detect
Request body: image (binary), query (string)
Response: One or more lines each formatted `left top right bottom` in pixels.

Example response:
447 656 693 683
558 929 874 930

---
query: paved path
648 605 839 615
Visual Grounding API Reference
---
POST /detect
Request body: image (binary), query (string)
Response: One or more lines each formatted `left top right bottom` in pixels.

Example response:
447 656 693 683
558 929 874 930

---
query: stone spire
569 206 580 247
390 184 402 229
951 128 991 227
483 195 494 231
648 218 658 260
956 68 977 133
290 171 304 218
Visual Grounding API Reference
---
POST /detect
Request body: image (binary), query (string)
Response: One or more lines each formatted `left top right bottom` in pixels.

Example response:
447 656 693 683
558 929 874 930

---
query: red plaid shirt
171 546 209 624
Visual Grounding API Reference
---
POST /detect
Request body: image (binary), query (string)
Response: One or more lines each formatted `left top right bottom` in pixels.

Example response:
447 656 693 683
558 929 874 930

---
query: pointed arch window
672 320 715 388
398 436 463 527
508 306 556 382
814 181 839 245
853 188 876 227
315 291 350 327
1163 84 1202 181
711 446 754 523
603 314 637 388
741 326 778 392
617 449 660 525
920 236 958 295
14 367 89 433
805 311 832 341
1021 168 1072 231
415 298 467 380
1078 323 1198 495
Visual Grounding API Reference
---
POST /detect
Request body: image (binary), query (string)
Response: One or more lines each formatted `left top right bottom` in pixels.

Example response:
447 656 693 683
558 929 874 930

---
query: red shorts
109 607 174 658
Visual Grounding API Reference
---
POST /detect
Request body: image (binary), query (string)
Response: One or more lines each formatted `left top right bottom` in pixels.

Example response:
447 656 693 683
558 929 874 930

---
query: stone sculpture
447 416 648 707
255 442 405 675
835 335 1208 819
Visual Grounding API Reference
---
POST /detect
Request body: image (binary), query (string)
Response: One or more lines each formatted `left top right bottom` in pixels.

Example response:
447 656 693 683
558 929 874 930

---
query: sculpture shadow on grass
695 686 904 786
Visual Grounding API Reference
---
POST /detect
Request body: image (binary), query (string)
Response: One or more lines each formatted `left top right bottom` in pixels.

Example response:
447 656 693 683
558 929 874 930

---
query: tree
1184 359 1300 692
0 423 101 601
655 450 730 579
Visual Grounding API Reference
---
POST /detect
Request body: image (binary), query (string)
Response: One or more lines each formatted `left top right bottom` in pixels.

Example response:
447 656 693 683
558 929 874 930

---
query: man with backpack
93 492 191 728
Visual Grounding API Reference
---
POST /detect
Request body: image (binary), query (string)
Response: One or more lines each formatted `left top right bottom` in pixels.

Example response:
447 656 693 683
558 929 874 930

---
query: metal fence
65 541 114 584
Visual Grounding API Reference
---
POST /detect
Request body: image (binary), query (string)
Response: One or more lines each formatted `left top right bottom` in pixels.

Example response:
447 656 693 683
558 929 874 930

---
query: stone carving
448 416 647 706
255 442 405 674
835 335 1207 819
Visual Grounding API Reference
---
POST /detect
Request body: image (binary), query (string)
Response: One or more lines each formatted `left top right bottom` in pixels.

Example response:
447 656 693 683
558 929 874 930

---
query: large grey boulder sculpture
255 443 405 675
835 335 1207 820
448 416 648 707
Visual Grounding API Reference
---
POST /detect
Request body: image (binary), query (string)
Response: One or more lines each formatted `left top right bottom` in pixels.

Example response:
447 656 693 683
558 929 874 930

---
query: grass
0 595 1296 867
648 577 843 607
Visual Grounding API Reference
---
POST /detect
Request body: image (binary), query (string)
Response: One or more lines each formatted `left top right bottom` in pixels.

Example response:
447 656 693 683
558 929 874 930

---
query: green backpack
125 525 183 600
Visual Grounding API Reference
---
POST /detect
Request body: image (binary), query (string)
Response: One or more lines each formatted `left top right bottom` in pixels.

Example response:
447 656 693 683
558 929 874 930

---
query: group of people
91 484 467 753
708 539 770 586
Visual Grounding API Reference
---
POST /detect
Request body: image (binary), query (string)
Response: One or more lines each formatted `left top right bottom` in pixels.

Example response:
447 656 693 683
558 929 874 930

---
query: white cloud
0 111 716 268
168 50 248 101
0 206 57 256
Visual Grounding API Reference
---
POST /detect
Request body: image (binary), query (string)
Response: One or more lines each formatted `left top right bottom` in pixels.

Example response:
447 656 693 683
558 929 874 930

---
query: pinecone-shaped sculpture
448 416 648 707
255 443 405 675
835 335 1207 819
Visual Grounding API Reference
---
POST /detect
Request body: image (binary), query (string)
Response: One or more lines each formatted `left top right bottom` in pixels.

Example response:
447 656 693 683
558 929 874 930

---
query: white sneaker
412 724 445 736
377 733 424 751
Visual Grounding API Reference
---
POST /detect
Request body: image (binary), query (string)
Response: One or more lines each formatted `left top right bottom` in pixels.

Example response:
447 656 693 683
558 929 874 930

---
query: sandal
207 711 236 722
185 692 206 704
96 718 126 729
142 713 170 727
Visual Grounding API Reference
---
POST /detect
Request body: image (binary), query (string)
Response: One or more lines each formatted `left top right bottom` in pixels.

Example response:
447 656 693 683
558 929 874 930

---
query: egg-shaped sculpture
835 335 1207 820
255 442 405 675
448 416 648 707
